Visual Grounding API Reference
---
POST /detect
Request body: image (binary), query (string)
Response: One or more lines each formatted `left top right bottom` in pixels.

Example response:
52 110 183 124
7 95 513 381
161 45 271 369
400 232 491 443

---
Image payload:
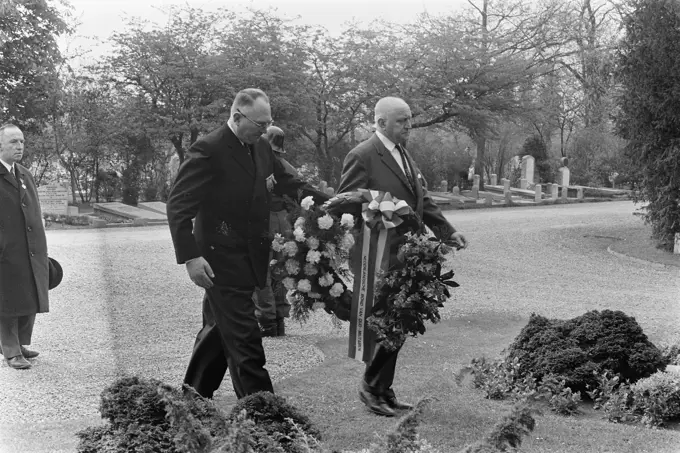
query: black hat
266 126 285 154
48 257 63 290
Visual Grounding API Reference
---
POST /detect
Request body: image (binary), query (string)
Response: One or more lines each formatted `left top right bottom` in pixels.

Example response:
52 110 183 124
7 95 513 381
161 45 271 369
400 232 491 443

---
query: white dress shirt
375 130 408 177
0 157 14 174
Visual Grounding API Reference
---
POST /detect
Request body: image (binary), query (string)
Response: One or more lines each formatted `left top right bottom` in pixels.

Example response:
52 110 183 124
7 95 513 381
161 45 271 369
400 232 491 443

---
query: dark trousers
183 284 273 399
0 315 36 360
363 342 402 398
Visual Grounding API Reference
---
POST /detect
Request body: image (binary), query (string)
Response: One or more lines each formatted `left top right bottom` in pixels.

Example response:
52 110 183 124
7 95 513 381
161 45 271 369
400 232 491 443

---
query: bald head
374 97 412 146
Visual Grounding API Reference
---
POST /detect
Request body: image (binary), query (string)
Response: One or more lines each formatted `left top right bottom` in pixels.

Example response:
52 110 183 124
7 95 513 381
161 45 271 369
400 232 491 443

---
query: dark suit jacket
0 163 49 316
167 125 325 288
337 133 455 242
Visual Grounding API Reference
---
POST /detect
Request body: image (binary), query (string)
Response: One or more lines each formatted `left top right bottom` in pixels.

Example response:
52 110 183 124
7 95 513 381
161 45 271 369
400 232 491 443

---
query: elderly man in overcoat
337 97 468 416
167 88 328 399
0 124 48 370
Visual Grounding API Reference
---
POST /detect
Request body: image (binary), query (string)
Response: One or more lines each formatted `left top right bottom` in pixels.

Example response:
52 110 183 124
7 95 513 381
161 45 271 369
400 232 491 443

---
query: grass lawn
607 221 680 268
271 313 680 453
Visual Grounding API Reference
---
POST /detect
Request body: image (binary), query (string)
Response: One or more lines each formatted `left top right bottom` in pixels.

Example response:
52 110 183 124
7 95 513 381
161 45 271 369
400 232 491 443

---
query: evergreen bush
507 310 666 393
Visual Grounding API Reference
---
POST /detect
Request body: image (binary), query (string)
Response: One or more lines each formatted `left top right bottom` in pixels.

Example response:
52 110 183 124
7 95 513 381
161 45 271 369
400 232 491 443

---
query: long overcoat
0 163 49 317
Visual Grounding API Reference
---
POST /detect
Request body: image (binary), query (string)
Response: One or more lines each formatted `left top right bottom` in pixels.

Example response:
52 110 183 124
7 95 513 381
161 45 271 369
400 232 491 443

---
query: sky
58 0 470 64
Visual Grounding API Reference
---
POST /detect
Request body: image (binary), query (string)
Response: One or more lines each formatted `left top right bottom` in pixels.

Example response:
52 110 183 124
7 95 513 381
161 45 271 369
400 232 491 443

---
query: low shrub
631 371 680 427
507 310 666 393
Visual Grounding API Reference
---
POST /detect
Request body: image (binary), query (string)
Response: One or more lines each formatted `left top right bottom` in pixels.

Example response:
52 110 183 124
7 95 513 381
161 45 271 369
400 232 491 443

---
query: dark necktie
396 144 415 192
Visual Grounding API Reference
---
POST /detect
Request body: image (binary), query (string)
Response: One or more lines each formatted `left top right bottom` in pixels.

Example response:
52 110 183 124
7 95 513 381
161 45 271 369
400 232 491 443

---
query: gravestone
138 201 167 215
490 174 497 186
472 174 480 188
550 183 558 200
471 186 479 199
504 191 513 205
37 184 69 216
557 167 570 188
534 184 542 203
451 186 460 196
577 187 584 200
485 192 493 206
521 155 535 184
520 178 528 190
503 179 510 194
438 180 448 193
93 202 167 221
561 185 568 200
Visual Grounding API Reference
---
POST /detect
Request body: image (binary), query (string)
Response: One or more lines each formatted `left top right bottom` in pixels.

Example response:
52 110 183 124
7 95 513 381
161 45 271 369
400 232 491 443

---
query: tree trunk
474 135 486 191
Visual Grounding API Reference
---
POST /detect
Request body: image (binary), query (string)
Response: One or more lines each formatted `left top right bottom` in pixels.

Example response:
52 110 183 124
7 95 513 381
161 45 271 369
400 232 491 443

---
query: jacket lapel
224 126 255 177
0 164 19 191
15 165 27 201
372 134 415 196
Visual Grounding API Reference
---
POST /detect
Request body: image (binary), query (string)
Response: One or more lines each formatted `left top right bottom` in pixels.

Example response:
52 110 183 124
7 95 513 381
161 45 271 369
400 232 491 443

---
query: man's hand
186 257 215 289
266 174 277 192
448 232 468 250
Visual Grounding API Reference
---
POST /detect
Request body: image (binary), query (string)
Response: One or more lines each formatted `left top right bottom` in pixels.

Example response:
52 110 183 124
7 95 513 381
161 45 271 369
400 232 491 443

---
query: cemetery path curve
0 200 677 452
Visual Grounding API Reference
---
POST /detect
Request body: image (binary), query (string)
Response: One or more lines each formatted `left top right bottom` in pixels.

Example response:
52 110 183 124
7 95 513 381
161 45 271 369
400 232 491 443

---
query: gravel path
0 201 677 452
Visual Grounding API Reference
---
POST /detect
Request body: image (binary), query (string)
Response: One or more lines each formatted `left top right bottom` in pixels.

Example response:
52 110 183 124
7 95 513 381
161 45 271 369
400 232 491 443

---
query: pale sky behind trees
58 0 470 63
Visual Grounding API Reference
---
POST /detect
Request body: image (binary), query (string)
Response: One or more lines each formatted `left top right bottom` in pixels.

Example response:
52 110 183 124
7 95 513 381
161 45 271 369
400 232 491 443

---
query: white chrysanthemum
301 196 315 210
339 232 355 251
294 216 305 229
312 302 326 309
285 259 300 275
306 250 322 264
282 277 297 290
269 259 278 267
283 241 298 257
317 214 334 230
329 282 344 298
297 279 312 293
306 237 320 250
304 263 318 276
318 273 334 287
340 213 355 228
271 233 285 252
293 227 306 242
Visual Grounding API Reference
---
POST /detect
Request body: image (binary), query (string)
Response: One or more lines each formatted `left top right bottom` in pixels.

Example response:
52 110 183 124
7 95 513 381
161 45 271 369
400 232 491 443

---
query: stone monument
521 155 535 185
490 174 497 186
438 180 448 193
534 184 542 203
37 184 69 216
557 157 570 188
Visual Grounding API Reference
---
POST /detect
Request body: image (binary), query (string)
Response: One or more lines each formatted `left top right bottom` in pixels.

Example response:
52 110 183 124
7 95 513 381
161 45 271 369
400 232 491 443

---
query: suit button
21 203 26 208
27 226 32 232
30 252 35 257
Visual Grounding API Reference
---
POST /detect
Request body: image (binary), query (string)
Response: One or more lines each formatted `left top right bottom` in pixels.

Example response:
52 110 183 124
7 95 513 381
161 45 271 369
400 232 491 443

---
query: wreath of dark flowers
368 232 459 351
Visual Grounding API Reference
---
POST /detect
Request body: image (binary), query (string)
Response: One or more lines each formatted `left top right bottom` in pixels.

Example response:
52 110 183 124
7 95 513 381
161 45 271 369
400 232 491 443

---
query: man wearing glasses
167 88 328 399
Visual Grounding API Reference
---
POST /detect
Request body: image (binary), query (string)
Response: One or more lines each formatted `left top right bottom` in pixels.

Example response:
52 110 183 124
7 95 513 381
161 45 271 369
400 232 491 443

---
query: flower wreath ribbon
349 189 412 362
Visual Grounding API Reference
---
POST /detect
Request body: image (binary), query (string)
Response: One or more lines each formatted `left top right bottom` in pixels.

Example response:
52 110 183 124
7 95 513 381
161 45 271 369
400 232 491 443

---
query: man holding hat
0 123 51 370
253 126 295 336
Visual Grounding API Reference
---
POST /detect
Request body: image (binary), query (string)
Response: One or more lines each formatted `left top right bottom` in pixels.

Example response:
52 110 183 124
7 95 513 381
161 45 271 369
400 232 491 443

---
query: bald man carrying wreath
337 96 468 417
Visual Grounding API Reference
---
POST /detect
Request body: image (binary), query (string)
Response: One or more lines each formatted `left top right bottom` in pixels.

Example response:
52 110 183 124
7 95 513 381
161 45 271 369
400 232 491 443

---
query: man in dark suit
167 88 327 399
0 123 48 370
337 97 468 416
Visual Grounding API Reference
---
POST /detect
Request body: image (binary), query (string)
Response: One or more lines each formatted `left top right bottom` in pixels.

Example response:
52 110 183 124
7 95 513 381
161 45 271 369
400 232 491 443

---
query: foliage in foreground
587 370 680 428
616 0 680 251
76 376 537 453
506 310 666 393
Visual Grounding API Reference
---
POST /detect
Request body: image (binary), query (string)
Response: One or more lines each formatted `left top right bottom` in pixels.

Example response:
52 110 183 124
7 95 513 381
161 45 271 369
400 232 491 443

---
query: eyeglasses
236 109 273 129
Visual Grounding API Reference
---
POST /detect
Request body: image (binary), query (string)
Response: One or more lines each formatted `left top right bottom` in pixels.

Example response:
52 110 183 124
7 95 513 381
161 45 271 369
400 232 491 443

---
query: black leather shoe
385 395 413 411
7 356 31 370
359 389 395 417
21 347 39 359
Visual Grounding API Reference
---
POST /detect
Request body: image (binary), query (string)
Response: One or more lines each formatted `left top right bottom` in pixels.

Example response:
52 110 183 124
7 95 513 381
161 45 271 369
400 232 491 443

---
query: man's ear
376 118 385 130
